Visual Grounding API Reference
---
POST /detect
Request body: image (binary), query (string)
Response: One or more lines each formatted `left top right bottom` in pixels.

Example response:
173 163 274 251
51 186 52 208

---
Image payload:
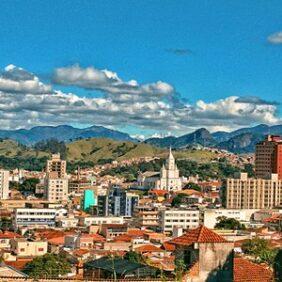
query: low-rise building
13 208 67 229
100 223 128 239
203 209 258 229
159 209 200 233
78 216 124 227
10 238 48 257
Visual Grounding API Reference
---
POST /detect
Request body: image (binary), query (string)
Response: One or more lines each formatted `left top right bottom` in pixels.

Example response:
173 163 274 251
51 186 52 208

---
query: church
137 148 183 191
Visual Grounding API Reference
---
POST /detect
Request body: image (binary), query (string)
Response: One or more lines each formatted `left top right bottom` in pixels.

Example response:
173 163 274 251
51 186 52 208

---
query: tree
214 216 246 230
184 182 201 191
19 178 40 194
0 217 12 231
174 259 187 281
171 193 187 207
124 251 143 263
23 253 71 278
242 238 278 265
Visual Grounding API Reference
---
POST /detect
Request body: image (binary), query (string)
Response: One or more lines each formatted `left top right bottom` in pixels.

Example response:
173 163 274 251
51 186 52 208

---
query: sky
0 0 282 138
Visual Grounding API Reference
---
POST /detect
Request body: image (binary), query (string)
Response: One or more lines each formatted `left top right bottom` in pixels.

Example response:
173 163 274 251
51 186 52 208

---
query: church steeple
166 147 175 170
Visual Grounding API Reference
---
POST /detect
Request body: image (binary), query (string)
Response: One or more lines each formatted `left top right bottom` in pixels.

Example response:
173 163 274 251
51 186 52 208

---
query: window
20 248 25 252
38 248 44 252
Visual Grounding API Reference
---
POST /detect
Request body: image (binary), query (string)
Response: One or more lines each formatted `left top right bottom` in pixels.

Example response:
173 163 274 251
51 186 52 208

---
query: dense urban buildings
0 144 279 281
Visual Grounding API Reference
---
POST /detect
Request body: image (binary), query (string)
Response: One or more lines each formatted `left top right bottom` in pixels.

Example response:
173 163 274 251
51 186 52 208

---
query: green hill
0 138 218 170
0 139 48 158
66 138 164 162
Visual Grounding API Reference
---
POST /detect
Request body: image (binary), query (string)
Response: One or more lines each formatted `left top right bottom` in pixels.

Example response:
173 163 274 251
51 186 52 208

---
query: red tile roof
170 225 228 246
0 231 22 239
161 242 175 251
233 258 273 282
149 189 168 196
72 249 90 257
113 234 132 242
135 244 163 253
127 229 146 238
89 233 106 242
5 258 33 270
48 236 65 246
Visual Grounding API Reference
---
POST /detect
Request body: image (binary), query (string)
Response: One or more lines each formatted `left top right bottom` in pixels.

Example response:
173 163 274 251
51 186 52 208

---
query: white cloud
53 64 174 99
0 65 280 134
267 31 282 44
0 65 51 94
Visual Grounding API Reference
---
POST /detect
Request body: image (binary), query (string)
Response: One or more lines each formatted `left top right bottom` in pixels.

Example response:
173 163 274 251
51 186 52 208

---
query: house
10 238 48 257
0 231 22 249
100 223 128 239
170 225 234 281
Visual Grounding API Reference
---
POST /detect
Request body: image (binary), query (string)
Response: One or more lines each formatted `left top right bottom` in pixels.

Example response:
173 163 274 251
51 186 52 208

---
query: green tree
124 251 143 263
214 216 246 230
171 193 186 207
184 182 201 191
242 238 278 265
23 253 71 278
0 217 12 231
174 259 187 281
19 178 40 194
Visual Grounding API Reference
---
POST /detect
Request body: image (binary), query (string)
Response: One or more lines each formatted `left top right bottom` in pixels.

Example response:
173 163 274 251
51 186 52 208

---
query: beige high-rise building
45 154 68 202
0 170 9 199
46 153 66 178
226 173 282 209
46 178 68 202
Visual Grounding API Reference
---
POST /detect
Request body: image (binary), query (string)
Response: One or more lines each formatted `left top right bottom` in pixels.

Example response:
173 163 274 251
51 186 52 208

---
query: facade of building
0 170 9 199
156 148 182 191
45 154 68 202
137 149 183 191
255 135 282 179
203 208 258 229
10 238 48 257
46 178 68 202
159 209 200 233
226 173 282 209
78 216 124 227
82 189 96 212
13 208 67 229
46 153 66 178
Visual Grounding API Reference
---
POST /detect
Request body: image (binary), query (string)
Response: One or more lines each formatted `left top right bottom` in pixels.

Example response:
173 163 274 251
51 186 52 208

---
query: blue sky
0 1 282 137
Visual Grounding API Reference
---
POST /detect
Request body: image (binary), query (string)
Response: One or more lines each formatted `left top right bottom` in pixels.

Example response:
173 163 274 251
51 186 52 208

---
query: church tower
157 147 182 191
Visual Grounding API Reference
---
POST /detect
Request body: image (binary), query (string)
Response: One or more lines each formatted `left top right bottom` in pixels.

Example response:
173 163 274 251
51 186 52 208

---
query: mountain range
0 125 135 145
0 123 282 153
145 124 282 153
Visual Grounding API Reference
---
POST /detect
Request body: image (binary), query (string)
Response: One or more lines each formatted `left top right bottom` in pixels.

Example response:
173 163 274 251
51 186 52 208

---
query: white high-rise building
155 148 182 191
0 170 9 199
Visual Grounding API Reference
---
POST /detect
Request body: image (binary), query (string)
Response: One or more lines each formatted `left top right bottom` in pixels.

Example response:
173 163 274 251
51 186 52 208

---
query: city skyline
0 1 282 138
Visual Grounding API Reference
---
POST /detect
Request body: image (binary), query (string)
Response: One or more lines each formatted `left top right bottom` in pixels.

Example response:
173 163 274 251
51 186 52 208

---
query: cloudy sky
0 1 282 138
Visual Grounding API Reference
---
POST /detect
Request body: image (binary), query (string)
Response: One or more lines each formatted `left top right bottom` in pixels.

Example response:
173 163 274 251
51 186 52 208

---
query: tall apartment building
226 173 282 209
96 187 139 217
45 154 68 202
255 135 282 179
0 170 9 199
46 153 66 178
